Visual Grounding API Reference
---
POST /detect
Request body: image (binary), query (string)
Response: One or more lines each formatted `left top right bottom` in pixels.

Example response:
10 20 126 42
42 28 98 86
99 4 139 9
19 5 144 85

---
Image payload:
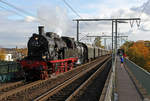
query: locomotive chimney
38 26 44 35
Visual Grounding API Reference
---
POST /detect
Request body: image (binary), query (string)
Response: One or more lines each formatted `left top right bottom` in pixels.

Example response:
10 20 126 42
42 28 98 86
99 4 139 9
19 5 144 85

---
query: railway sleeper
2 56 110 101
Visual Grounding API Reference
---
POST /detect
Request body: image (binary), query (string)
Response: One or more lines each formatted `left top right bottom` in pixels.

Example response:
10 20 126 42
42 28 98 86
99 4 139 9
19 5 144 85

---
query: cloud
0 10 37 48
77 0 150 44
131 0 150 32
0 3 77 48
1 0 150 48
24 16 37 22
131 0 150 15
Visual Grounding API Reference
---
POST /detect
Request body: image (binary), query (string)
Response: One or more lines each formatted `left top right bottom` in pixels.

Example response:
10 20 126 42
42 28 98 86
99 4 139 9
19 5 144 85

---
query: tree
0 48 6 61
15 48 28 59
120 41 134 55
94 37 104 48
121 41 150 72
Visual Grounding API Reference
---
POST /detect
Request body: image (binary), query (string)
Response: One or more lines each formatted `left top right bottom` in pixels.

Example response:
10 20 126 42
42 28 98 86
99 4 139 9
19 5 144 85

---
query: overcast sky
0 0 150 48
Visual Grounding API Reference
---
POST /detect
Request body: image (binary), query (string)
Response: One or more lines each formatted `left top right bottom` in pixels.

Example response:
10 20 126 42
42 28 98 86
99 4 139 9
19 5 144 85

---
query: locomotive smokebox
39 26 44 35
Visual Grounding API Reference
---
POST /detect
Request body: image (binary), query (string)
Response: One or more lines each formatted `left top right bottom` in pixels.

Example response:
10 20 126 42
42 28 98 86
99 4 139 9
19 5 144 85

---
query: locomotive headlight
42 56 46 59
35 37 38 40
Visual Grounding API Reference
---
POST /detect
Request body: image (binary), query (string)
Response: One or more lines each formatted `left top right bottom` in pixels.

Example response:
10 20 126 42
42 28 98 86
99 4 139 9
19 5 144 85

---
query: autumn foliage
0 48 6 60
14 48 28 60
16 48 28 57
121 41 150 72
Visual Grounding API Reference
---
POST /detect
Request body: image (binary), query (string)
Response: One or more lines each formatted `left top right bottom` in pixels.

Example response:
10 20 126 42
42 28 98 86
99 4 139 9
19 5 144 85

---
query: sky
0 0 150 48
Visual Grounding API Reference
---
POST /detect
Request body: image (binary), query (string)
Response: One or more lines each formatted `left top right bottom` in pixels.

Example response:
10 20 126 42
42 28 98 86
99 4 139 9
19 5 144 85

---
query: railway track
66 59 112 101
34 58 111 101
0 81 24 94
0 81 35 96
0 55 110 101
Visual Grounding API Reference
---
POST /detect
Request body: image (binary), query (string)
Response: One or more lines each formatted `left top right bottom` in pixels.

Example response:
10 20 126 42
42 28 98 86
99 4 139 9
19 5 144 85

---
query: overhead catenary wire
0 0 50 24
0 5 25 18
62 0 82 18
0 0 87 41
0 0 90 41
0 0 34 17
62 0 91 41
63 0 87 40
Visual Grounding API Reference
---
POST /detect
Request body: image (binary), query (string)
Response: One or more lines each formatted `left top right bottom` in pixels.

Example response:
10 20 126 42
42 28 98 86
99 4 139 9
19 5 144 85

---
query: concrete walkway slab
116 57 142 101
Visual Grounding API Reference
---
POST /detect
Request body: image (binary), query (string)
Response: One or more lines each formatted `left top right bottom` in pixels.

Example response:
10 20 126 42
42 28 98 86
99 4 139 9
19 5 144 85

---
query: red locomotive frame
20 58 78 80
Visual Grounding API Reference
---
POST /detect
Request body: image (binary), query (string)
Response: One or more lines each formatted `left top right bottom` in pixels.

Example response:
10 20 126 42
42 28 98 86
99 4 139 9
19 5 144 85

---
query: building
5 54 13 61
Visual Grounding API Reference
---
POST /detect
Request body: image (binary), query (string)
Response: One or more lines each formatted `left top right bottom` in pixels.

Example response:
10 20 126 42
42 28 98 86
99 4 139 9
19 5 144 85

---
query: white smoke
37 5 72 36
25 16 37 22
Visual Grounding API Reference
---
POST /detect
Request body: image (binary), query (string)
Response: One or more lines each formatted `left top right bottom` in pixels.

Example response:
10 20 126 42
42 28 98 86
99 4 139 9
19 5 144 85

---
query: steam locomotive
20 26 109 80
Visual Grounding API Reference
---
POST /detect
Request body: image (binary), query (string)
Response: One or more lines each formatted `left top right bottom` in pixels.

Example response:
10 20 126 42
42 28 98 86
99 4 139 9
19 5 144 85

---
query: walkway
116 57 142 101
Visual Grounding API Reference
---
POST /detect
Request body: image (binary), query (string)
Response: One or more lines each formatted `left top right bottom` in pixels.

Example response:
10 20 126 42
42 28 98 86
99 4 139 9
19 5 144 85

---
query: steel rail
34 57 110 101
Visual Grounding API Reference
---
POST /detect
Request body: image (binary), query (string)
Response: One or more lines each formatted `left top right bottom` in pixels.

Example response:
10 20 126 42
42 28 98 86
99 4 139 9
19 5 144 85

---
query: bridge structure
74 18 150 101
102 55 150 101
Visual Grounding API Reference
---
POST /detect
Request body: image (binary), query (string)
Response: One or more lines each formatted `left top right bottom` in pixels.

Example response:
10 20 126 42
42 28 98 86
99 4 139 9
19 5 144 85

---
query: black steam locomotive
20 26 109 80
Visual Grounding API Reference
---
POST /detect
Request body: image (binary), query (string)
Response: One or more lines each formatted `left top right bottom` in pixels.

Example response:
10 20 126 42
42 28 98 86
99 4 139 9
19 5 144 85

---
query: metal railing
125 58 150 95
104 56 117 101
